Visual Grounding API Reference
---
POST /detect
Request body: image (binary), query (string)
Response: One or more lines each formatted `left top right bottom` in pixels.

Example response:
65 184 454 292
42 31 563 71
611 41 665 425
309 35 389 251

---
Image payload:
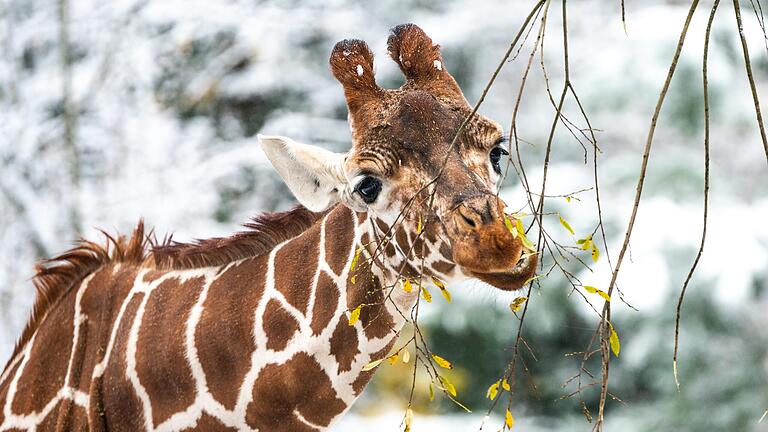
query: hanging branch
594 1 701 430
673 0 719 391
732 0 768 164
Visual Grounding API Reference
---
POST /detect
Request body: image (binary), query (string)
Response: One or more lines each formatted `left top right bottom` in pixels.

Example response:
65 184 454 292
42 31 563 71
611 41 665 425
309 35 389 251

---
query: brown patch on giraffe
100 293 147 432
71 264 139 397
197 254 266 410
37 401 62 431
311 272 338 336
329 315 360 373
10 278 76 415
263 299 300 351
324 206 356 275
395 226 412 258
439 242 452 260
54 398 90 431
142 269 166 283
274 223 320 314
181 413 239 431
432 260 456 275
351 338 396 395
246 352 346 431
136 276 204 426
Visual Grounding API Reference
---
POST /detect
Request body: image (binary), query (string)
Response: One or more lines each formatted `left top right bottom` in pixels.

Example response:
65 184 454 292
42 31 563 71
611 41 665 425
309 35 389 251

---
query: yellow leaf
402 279 413 293
566 195 571 203
486 380 500 400
509 297 528 313
523 274 541 286
404 407 413 432
428 383 434 401
421 286 432 303
504 215 518 239
559 215 574 235
591 242 600 262
583 286 610 302
439 287 452 303
515 219 535 250
388 353 399 365
512 212 527 219
350 275 357 284
505 409 515 429
362 358 383 371
439 375 457 397
431 277 445 288
577 235 592 250
502 378 511 391
417 216 423 234
348 305 362 326
402 350 410 364
609 323 621 357
432 354 453 370
350 247 363 271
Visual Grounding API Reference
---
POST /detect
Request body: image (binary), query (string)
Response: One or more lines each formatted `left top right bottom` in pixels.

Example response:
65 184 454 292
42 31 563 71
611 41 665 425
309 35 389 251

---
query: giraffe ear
258 135 348 212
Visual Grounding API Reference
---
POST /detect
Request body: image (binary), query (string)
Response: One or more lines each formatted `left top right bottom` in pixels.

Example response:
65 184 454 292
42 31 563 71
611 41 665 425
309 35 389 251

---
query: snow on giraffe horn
330 39 382 117
387 23 466 104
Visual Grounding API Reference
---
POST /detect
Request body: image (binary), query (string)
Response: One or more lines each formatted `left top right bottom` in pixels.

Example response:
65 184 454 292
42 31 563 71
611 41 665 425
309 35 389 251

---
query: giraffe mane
151 204 328 270
7 221 149 371
6 204 328 372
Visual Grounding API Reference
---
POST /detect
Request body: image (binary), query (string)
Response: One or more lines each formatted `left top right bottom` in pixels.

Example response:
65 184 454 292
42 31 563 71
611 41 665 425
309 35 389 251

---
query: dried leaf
583 286 610 302
559 215 574 235
486 380 500 400
404 408 413 432
421 286 432 303
509 297 528 312
432 354 453 370
348 305 362 326
609 323 621 357
362 358 383 371
505 409 515 429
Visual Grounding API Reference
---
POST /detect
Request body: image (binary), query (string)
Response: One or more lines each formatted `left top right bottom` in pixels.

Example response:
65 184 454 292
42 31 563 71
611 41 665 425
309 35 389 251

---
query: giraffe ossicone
0 23 537 431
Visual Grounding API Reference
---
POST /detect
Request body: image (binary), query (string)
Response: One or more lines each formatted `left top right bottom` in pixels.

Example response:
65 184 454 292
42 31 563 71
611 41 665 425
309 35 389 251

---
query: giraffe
0 24 537 431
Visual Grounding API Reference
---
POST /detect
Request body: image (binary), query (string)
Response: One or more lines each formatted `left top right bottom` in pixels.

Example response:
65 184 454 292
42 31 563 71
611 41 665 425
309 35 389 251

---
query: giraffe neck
0 204 426 432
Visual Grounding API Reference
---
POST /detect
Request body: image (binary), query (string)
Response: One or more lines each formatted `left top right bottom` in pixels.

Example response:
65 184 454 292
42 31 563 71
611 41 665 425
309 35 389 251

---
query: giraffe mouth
466 250 538 291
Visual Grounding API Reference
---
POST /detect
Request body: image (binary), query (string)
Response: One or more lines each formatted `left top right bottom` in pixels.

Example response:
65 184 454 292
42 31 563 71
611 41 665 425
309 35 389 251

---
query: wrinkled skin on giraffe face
262 24 537 290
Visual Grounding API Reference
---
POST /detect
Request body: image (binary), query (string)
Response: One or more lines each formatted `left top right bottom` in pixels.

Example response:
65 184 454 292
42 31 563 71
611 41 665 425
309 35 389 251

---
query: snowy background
1 0 767 430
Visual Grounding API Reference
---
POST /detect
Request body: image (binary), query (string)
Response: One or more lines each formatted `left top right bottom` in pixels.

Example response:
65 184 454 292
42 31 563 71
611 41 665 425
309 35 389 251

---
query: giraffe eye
354 176 382 204
489 146 509 174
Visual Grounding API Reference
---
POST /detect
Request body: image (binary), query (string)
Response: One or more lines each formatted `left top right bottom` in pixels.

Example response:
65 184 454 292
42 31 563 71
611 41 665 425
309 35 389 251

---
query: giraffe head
259 24 536 291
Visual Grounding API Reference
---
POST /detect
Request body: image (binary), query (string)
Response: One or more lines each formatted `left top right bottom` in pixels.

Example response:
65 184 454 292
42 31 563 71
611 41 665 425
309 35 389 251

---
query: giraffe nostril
460 212 476 228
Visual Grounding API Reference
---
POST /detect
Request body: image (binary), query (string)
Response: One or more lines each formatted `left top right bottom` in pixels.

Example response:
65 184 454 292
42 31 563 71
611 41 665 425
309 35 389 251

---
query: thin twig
673 0 719 391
